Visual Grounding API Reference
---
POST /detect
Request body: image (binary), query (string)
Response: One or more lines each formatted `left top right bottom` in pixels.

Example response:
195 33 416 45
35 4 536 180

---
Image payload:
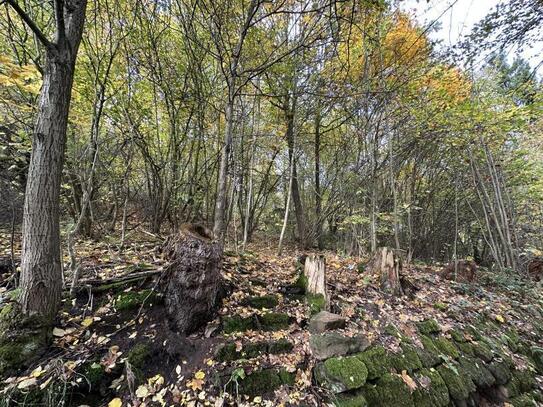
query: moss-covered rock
416 335 442 368
511 369 536 393
436 363 472 401
450 329 466 343
488 357 513 385
294 273 308 293
472 341 494 362
530 346 543 373
216 339 293 361
356 346 390 380
307 293 327 315
315 355 368 393
413 368 450 407
242 295 278 309
258 312 290 331
509 393 537 407
457 356 495 388
389 344 423 372
222 315 257 333
113 289 160 311
416 319 441 335
332 392 368 407
433 302 448 311
455 340 475 357
432 337 460 359
361 373 414 407
127 342 151 369
237 368 294 396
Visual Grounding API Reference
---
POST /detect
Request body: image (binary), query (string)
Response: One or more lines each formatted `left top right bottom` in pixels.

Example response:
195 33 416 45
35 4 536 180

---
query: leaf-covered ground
0 230 542 406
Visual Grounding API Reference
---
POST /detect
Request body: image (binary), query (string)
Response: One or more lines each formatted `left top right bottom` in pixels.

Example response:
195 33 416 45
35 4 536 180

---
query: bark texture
369 247 404 296
304 255 329 310
161 224 223 334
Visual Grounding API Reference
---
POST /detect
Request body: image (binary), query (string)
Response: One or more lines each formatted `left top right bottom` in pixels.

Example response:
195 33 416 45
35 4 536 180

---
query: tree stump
441 260 478 283
368 247 404 296
304 255 330 311
160 224 223 334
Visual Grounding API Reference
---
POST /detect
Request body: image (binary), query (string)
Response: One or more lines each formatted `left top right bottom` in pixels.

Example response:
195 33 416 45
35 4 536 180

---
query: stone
314 355 368 393
436 363 472 401
416 335 442 367
241 295 278 309
488 358 513 385
361 373 414 407
356 346 390 380
235 368 294 396
413 368 450 407
389 344 423 373
332 392 368 407
458 356 495 388
308 311 346 333
432 337 460 359
416 319 441 335
310 332 370 360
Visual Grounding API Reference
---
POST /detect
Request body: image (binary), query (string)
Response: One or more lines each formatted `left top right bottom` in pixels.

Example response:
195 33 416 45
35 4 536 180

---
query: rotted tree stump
368 247 404 296
304 255 330 312
160 224 223 334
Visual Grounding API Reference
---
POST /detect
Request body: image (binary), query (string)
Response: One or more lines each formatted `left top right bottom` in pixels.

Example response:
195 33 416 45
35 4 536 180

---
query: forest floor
0 229 542 406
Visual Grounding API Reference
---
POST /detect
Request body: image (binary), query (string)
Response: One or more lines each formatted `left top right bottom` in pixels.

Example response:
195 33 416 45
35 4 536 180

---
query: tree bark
18 0 87 322
369 247 404 296
304 255 329 310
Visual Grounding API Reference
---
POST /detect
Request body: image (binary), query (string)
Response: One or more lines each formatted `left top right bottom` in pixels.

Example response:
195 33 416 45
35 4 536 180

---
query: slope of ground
0 231 542 406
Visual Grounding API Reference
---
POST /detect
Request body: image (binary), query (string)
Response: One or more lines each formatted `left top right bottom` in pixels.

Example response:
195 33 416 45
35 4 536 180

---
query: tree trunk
314 106 323 250
20 44 81 321
369 247 403 296
161 224 223 334
304 255 329 311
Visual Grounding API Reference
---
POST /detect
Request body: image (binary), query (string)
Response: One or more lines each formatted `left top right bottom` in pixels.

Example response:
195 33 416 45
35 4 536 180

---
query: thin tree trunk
278 155 294 256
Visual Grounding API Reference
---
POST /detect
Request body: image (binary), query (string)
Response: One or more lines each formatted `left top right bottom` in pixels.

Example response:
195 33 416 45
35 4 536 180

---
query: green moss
472 341 494 362
450 330 466 342
307 294 326 316
488 358 513 385
389 344 422 372
294 273 308 293
362 373 414 407
530 346 543 373
436 364 470 401
127 342 151 368
268 339 294 354
357 263 366 274
455 341 475 356
464 325 483 341
356 346 390 380
413 368 450 407
81 361 106 390
433 302 448 311
457 356 495 388
222 315 256 333
416 319 441 335
432 337 460 359
512 369 536 393
510 393 537 407
242 295 278 309
315 355 368 393
385 324 412 343
237 368 293 396
258 312 290 331
114 289 159 311
416 335 442 368
332 392 368 407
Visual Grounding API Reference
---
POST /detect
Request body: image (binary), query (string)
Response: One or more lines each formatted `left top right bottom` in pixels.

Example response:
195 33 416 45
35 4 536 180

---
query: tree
2 0 87 322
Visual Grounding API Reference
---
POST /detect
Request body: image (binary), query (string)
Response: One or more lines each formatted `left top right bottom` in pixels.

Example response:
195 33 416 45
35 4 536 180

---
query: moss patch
472 341 494 362
114 289 160 311
315 355 368 393
362 373 414 407
307 293 326 316
432 337 460 359
356 346 390 380
389 344 423 372
127 342 152 369
237 368 294 396
258 313 290 331
458 356 495 388
436 363 471 401
242 295 278 309
416 319 441 335
222 315 256 333
216 339 293 362
413 368 449 407
488 357 513 385
416 335 442 367
332 392 368 407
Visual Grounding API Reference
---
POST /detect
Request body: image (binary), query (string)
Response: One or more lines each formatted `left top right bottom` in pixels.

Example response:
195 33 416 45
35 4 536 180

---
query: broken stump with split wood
368 247 404 296
160 224 223 334
303 255 329 313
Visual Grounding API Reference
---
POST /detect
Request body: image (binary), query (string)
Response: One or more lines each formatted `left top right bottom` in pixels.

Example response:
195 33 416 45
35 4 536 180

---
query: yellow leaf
17 377 37 389
82 317 94 327
108 398 122 407
31 366 45 378
135 385 149 398
194 370 205 380
253 396 262 404
495 315 505 323
401 370 417 392
186 378 204 391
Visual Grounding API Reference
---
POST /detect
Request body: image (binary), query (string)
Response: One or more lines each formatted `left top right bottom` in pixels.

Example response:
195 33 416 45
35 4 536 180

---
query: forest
0 0 542 405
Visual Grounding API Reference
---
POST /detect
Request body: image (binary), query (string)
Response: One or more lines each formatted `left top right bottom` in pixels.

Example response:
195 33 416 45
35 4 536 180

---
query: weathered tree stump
441 260 477 283
304 255 330 312
368 247 404 296
160 224 223 334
